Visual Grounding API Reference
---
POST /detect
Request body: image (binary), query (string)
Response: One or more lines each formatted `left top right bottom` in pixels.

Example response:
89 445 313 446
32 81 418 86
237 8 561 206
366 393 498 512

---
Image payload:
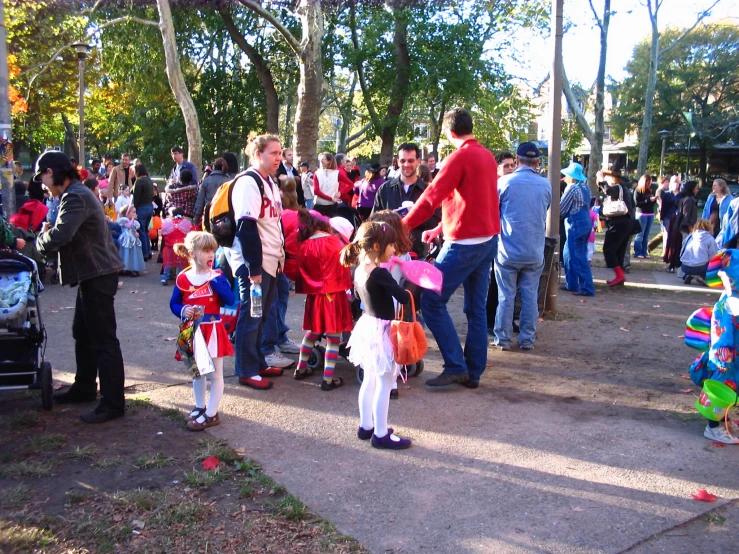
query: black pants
603 219 632 269
71 273 125 413
313 203 338 218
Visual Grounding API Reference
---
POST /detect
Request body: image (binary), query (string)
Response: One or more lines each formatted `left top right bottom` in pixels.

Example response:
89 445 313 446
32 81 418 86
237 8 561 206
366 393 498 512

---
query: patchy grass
27 433 67 453
133 452 175 470
65 490 87 506
704 511 727 525
125 396 152 410
66 445 97 460
115 489 166 512
156 499 207 525
274 494 307 521
0 521 57 551
0 460 60 478
192 438 241 465
160 407 183 421
182 467 229 489
8 410 41 430
0 484 31 507
91 457 122 471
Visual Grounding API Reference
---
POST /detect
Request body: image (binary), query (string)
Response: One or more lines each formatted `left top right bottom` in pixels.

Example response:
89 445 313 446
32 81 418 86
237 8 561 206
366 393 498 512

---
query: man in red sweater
403 108 499 389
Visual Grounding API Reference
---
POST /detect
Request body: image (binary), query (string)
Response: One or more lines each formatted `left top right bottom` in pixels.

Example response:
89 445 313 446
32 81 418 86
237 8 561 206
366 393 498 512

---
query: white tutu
347 314 398 377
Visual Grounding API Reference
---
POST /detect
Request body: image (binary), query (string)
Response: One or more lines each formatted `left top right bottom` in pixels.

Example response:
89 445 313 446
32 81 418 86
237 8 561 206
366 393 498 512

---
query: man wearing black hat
492 142 552 352
34 151 126 423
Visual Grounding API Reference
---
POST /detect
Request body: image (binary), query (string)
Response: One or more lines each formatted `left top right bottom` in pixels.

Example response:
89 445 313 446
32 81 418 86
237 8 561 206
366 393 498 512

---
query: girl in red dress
170 231 235 430
294 209 354 390
161 207 192 285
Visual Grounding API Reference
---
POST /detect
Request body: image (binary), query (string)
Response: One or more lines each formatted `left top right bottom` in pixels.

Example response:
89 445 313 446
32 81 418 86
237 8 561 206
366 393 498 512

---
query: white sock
373 372 394 437
250 375 263 381
358 371 376 431
205 357 224 417
392 378 398 391
193 376 206 409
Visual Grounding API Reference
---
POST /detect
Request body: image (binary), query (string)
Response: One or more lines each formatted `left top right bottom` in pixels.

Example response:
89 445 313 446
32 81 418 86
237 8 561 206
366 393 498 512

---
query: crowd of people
3 107 735 445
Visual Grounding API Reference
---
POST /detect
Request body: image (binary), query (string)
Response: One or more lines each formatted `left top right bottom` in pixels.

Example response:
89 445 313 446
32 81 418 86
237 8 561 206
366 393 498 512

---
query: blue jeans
421 238 495 382
305 199 314 209
494 259 544 348
261 272 290 355
563 211 594 295
634 214 654 257
136 204 153 260
234 271 278 378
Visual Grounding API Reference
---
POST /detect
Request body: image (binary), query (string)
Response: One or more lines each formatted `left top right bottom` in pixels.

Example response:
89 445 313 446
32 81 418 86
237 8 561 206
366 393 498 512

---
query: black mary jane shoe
320 377 343 391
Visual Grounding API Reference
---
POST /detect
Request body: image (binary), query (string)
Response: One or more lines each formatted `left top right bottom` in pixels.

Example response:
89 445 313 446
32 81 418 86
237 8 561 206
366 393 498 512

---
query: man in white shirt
227 135 286 390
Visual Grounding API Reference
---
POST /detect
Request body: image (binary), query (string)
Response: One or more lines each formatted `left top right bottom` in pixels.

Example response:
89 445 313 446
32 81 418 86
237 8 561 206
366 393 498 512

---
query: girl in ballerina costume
170 231 235 430
117 204 146 276
160 207 193 285
686 249 739 444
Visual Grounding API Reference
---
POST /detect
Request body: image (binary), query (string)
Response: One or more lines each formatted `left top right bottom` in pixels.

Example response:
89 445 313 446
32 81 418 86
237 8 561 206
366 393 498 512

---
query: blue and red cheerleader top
170 269 236 358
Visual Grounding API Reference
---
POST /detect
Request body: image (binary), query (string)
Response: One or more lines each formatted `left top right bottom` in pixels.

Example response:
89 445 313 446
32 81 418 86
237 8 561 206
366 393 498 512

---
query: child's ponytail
173 243 189 258
340 242 361 267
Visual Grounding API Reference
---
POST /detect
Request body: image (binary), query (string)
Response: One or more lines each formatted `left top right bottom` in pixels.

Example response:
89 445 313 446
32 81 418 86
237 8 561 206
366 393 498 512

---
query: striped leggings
297 331 341 381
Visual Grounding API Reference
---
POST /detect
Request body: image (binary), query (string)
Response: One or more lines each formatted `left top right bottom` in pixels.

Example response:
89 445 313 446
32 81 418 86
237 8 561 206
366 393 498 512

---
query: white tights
358 370 394 437
192 357 224 417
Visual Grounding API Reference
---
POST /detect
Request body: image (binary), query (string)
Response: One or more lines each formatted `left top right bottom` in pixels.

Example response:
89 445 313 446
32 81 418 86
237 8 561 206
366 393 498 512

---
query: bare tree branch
659 0 721 55
237 0 301 56
562 67 593 143
346 121 373 144
588 0 603 31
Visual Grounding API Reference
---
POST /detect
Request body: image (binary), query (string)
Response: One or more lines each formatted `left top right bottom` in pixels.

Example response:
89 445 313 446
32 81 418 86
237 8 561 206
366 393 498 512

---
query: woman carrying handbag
599 169 634 287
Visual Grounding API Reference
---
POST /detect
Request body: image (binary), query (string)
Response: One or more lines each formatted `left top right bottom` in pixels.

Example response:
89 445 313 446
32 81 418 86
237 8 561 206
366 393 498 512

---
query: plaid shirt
560 182 588 218
166 184 198 218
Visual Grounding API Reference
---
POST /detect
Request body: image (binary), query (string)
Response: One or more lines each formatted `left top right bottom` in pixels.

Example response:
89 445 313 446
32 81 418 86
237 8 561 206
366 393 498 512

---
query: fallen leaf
163 337 177 342
202 456 220 471
51 310 59 313
579 300 587 303
113 514 123 522
234 448 246 454
597 299 604 302
677 335 685 339
691 489 717 502
273 469 283 473
136 316 145 318
711 442 727 448
619 327 630 332
679 389 693 394
571 507 584 512
680 375 691 380
130 290 138 294
661 334 671 338
618 304 624 307
132 519 145 530
653 305 661 308
485 364 493 368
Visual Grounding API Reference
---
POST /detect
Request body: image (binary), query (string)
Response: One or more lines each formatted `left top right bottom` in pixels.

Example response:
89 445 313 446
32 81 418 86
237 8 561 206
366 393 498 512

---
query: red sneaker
259 367 284 377
238 376 274 390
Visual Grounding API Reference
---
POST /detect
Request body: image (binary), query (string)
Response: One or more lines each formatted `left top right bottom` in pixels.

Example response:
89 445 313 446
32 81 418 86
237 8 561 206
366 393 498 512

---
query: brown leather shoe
187 412 220 431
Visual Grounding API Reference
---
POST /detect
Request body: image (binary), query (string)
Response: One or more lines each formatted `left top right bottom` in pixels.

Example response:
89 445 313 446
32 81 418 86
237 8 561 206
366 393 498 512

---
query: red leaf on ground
679 389 693 394
579 299 587 303
677 335 685 339
711 442 727 448
691 489 717 502
130 290 138 294
680 375 691 380
136 316 145 318
202 456 219 471
618 304 624 307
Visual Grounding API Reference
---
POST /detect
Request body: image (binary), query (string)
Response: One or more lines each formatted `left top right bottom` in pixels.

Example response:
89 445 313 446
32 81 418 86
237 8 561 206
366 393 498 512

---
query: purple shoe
358 426 392 440
371 431 411 450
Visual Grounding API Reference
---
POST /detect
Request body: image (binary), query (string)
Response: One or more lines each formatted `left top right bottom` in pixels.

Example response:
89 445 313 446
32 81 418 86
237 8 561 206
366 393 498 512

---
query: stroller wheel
307 346 325 371
412 359 425 377
40 361 53 411
355 365 364 385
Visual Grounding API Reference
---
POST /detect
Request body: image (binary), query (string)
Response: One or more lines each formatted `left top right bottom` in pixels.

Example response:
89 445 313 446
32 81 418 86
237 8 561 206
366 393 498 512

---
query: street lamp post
72 43 91 165
658 129 670 178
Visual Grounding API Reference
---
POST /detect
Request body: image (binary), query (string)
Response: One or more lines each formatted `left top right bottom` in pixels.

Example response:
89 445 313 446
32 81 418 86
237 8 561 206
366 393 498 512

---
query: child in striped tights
293 209 354 390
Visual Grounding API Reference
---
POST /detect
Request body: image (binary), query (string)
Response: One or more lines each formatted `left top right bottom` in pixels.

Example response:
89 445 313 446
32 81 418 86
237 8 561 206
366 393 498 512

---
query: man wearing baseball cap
35 151 126 423
492 142 551 352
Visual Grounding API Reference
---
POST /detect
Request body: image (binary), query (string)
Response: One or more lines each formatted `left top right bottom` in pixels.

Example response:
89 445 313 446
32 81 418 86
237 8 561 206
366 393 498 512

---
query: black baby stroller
0 249 53 410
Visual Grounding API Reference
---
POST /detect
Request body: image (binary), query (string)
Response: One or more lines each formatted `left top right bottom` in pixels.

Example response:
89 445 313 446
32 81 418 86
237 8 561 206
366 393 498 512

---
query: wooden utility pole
545 0 564 313
0 0 15 216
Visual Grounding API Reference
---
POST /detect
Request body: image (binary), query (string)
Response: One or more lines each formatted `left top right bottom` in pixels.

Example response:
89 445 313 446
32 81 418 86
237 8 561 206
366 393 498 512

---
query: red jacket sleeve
314 174 333 201
338 170 354 203
403 153 462 231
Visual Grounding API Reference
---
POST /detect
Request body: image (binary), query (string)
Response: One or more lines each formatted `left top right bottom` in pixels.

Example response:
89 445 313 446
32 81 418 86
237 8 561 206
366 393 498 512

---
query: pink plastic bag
384 256 443 294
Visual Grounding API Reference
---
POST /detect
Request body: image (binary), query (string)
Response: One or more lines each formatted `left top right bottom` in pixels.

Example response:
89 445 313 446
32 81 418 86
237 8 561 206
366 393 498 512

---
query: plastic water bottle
250 283 263 318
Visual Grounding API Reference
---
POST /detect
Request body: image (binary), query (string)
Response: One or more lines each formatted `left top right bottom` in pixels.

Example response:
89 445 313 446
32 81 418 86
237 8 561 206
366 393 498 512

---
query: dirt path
9 261 739 553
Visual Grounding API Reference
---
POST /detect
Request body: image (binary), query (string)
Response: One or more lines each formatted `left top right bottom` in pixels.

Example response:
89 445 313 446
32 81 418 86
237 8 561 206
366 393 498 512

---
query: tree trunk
283 97 293 148
378 2 411 167
588 0 610 189
637 12 660 176
699 139 707 186
430 100 445 159
220 9 280 134
292 0 323 166
156 0 202 173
